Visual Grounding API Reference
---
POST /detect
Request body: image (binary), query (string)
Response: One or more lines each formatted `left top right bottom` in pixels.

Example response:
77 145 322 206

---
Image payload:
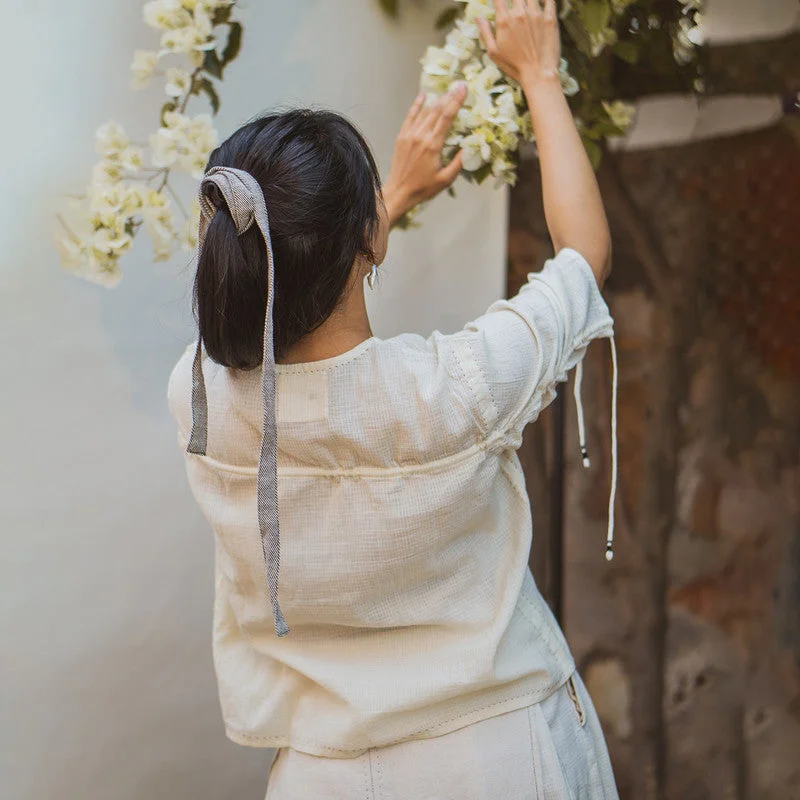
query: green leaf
212 5 232 25
446 185 457 198
222 22 242 66
378 0 399 18
203 49 223 79
580 0 610 35
196 78 221 115
581 135 603 170
612 39 639 64
563 14 592 55
160 100 177 126
586 118 626 138
471 163 493 185
435 7 460 31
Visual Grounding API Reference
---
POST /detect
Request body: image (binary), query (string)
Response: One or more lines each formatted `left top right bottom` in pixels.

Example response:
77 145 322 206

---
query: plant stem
155 67 204 193
164 180 189 218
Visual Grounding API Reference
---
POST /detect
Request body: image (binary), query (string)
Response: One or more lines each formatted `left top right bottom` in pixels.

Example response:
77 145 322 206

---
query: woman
167 1 619 797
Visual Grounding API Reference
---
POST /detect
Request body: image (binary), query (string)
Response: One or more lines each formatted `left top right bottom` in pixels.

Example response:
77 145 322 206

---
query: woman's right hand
476 0 562 86
382 83 468 227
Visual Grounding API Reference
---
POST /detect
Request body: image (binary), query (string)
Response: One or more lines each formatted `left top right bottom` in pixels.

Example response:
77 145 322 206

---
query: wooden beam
612 31 800 99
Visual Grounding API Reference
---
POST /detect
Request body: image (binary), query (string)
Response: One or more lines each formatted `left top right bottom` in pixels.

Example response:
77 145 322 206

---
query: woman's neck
275 267 374 365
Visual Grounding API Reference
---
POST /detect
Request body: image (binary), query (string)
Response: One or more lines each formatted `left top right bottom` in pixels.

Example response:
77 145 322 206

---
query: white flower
165 67 192 97
421 45 459 76
150 112 218 178
558 59 580 96
95 122 129 158
118 146 144 173
159 11 216 62
455 0 496 23
444 21 477 61
461 132 492 171
491 155 516 187
131 50 159 90
601 100 637 131
561 74 580 96
589 27 618 57
143 0 191 31
140 190 177 261
150 128 182 170
88 181 146 218
673 13 704 62
56 199 130 287
93 221 134 255
91 160 124 186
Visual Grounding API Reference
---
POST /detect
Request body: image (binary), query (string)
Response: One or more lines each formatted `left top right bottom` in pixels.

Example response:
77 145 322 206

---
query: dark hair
192 108 384 368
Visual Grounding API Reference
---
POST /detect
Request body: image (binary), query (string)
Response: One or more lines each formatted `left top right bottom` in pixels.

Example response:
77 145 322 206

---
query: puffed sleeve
446 247 615 447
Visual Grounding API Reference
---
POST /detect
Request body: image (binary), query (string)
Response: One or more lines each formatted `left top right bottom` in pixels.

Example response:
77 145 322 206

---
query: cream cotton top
167 246 618 757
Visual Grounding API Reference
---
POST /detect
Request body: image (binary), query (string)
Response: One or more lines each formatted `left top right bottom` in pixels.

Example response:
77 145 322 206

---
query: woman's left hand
383 83 467 227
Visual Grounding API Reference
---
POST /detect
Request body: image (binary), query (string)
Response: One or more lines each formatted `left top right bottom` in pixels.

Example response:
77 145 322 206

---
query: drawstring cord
573 333 618 561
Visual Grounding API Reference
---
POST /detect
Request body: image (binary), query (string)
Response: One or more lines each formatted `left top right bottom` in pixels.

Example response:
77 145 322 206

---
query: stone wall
508 121 800 800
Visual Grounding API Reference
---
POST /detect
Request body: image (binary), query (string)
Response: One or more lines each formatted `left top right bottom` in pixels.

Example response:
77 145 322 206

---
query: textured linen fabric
167 246 616 758
263 671 619 799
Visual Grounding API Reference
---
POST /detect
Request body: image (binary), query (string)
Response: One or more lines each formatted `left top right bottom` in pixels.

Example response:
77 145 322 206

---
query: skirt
264 670 619 800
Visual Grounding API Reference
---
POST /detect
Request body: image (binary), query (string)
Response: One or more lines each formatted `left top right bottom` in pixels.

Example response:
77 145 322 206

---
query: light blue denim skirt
264 670 619 800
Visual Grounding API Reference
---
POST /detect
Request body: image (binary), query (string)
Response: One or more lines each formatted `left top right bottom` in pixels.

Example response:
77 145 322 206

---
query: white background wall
0 2 507 799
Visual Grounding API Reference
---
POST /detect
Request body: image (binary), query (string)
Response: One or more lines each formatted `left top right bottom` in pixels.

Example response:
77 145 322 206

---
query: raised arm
478 0 612 287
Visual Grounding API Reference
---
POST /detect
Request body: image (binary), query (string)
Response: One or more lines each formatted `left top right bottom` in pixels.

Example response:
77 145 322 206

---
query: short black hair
192 107 384 368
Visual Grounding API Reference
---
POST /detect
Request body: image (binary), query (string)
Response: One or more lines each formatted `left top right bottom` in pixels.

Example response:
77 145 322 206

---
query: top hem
221 669 575 758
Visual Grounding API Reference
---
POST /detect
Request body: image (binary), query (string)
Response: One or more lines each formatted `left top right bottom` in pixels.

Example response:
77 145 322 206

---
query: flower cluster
420 1 579 190
56 0 239 287
150 111 219 179
138 0 233 72
401 0 706 227
396 0 581 227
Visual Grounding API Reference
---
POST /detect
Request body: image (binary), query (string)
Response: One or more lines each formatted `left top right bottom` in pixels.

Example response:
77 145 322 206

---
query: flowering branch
56 0 243 287
382 0 706 228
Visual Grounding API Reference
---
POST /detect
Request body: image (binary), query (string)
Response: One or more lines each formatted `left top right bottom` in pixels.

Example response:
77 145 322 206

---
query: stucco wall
0 2 508 799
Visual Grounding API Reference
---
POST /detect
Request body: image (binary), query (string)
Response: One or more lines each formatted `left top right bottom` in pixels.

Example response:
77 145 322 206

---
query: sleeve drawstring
573 333 618 562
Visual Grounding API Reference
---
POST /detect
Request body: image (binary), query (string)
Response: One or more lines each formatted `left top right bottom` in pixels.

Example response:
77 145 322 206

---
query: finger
512 0 525 13
435 150 464 188
542 0 557 19
422 94 447 126
477 16 498 55
494 0 509 23
432 83 467 138
402 91 426 132
527 0 543 17
410 95 438 133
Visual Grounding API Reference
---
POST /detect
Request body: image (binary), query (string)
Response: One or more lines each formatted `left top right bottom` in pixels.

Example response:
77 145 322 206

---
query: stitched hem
222 674 574 756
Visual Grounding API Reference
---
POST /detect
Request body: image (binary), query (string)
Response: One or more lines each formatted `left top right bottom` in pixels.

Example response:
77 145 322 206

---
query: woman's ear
372 190 390 266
